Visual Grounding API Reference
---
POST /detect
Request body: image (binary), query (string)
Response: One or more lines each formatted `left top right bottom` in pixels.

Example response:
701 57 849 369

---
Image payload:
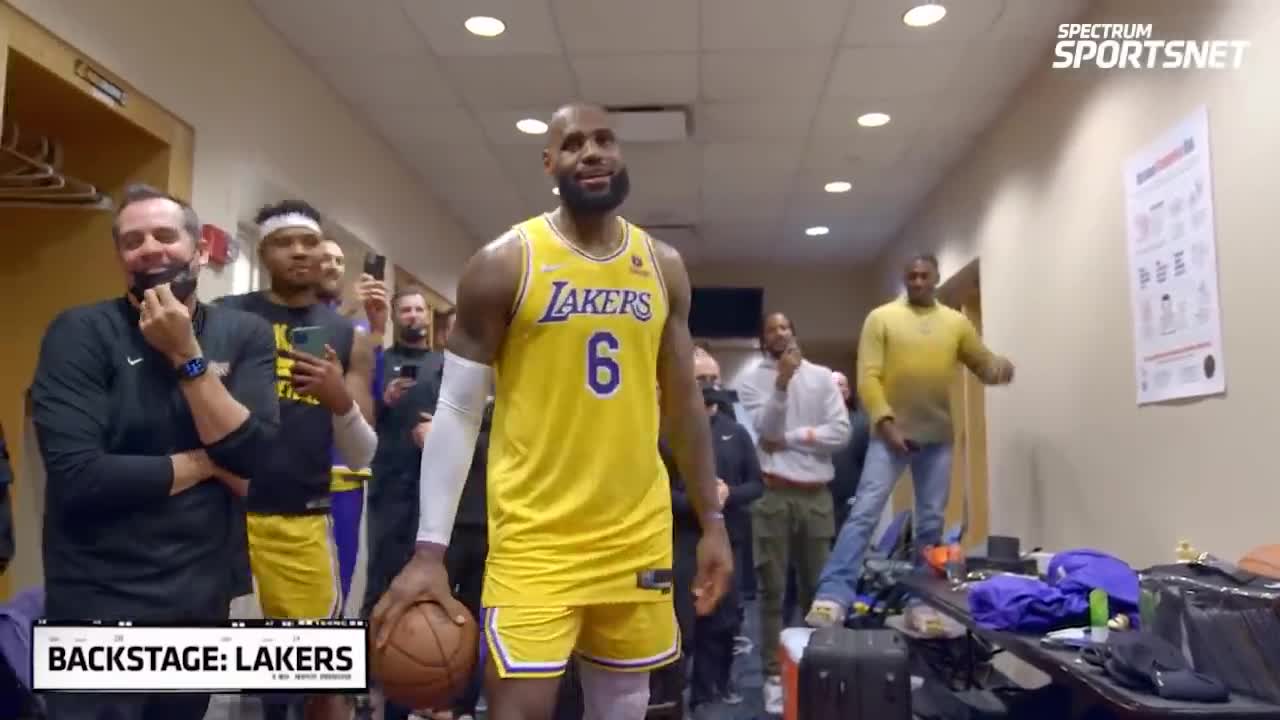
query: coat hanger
0 120 111 209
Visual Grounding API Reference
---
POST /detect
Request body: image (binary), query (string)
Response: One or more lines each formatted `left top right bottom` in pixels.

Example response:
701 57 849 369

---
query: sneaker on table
805 599 846 628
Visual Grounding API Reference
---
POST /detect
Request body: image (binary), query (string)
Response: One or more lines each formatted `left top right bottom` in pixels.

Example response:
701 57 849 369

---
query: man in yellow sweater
806 254 1014 627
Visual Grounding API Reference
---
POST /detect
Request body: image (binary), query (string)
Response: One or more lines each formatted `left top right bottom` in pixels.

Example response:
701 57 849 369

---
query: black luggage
799 627 911 720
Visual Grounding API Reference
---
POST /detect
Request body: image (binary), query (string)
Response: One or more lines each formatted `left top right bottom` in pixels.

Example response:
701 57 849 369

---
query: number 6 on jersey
586 330 621 397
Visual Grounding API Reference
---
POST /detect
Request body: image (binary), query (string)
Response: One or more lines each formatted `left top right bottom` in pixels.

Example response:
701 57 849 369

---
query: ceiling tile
701 51 829 102
703 142 805 178
312 56 459 109
702 192 786 225
444 56 578 109
945 34 1046 101
799 131 910 173
909 89 1004 139
702 142 805 183
476 109 560 146
695 102 814 141
697 220 784 257
571 55 699 105
810 96 930 138
365 106 484 149
492 145 556 206
553 0 699 54
408 142 510 186
901 126 980 181
700 229 787 264
700 0 850 51
624 143 702 199
993 0 1089 37
827 45 957 98
252 0 427 58
622 192 700 226
843 0 1004 48
402 0 561 57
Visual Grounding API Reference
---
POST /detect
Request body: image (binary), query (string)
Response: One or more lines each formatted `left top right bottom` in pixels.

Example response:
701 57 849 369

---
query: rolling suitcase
799 627 910 720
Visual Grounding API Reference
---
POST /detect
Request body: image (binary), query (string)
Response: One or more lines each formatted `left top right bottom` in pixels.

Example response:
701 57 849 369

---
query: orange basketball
371 601 479 710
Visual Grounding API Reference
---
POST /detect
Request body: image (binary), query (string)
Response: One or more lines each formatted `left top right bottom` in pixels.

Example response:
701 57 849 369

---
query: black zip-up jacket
30 298 278 621
375 345 440 426
670 411 763 542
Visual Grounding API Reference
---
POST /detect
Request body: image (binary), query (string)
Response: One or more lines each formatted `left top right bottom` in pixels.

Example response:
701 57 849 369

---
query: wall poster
1124 105 1225 405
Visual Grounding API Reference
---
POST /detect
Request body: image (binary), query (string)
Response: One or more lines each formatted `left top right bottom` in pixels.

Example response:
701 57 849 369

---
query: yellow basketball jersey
483 213 674 608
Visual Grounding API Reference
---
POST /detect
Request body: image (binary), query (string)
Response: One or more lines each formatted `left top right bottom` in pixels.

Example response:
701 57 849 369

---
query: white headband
259 212 322 239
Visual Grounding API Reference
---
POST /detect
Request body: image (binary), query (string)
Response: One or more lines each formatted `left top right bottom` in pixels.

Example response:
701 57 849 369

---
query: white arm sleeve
332 404 378 470
416 351 492 546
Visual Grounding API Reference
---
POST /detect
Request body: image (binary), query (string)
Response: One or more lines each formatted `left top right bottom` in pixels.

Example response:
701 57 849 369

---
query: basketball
371 601 479 710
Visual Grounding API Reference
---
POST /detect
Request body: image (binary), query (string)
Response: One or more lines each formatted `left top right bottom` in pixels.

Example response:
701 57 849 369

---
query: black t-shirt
218 291 355 514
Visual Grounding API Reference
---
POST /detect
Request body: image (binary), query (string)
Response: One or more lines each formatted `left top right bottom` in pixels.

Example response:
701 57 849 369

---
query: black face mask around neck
401 325 427 343
129 262 198 304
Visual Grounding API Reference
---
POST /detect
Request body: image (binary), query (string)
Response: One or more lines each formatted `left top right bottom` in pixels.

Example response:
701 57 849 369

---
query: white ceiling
252 0 1086 267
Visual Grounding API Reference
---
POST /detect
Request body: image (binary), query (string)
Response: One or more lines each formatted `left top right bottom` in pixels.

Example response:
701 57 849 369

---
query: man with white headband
372 102 733 720
218 199 378 720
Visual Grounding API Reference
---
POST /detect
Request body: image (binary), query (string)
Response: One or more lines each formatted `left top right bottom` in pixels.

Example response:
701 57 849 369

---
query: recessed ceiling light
824 181 852 193
903 3 947 28
857 112 891 128
516 118 548 135
464 16 506 37
805 226 830 237
552 187 560 196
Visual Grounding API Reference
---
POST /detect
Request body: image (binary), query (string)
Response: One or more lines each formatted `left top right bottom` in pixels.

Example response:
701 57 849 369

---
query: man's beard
556 167 631 216
272 274 314 297
316 278 341 303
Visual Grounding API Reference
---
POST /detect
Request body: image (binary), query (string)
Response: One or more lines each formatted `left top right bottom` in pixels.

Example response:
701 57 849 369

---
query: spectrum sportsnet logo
1052 24 1250 70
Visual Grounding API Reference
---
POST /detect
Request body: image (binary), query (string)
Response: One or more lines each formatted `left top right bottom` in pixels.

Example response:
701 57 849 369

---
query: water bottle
945 544 965 583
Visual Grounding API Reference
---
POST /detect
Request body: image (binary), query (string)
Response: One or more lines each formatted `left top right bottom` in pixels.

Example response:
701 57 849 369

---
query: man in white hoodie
737 312 851 714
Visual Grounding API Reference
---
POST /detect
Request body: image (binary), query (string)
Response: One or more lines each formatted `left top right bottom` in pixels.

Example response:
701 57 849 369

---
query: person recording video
216 199 378 720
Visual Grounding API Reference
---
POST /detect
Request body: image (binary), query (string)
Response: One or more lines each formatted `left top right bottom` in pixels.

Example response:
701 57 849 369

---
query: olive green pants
752 484 835 676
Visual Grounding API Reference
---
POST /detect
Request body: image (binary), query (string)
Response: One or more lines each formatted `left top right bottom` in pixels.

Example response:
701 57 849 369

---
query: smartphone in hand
288 325 331 358
363 252 387 281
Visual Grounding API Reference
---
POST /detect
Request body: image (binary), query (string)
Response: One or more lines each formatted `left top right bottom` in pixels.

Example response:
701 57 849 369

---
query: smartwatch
176 357 208 381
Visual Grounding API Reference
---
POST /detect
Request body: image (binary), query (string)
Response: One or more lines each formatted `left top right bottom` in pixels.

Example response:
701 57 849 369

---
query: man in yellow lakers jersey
372 102 733 720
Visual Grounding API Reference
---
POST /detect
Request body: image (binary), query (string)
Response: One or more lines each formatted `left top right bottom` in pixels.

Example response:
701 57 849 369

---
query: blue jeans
814 437 953 609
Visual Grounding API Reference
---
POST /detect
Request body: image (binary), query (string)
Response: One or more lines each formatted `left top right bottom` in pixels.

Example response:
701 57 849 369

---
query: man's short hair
758 312 797 346
392 286 427 309
111 184 201 245
693 340 713 354
909 253 940 270
254 199 322 227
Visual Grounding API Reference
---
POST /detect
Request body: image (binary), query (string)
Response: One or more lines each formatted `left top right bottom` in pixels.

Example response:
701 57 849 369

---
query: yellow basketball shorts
482 601 680 679
245 512 342 619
